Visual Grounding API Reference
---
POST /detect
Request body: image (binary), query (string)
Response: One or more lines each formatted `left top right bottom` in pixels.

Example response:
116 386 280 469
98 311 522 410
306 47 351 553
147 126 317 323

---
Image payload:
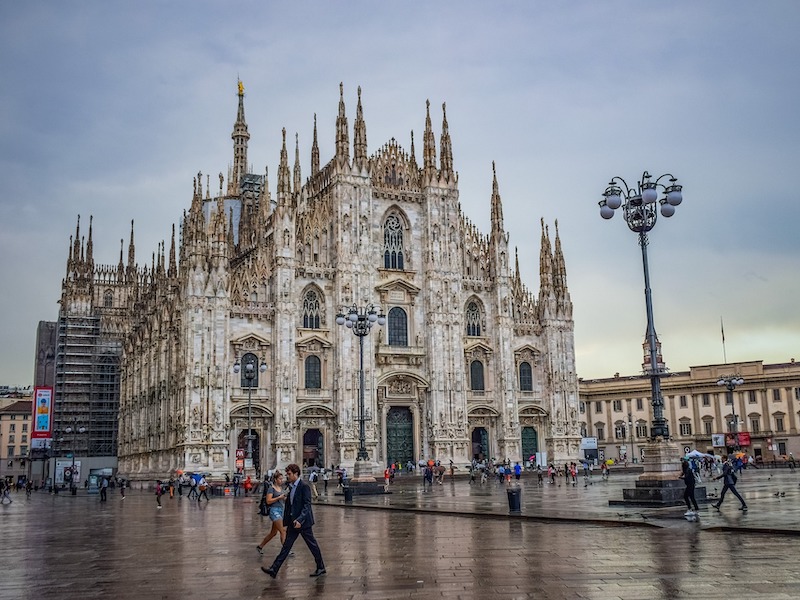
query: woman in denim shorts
257 471 288 554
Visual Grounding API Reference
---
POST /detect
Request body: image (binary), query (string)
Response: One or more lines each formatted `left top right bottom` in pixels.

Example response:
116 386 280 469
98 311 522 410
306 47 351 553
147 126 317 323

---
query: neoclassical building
59 83 580 481
578 359 800 463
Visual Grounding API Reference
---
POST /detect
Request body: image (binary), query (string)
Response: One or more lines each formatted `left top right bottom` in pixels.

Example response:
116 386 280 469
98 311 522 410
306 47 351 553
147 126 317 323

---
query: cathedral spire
335 82 350 165
85 215 94 267
353 86 368 170
423 99 437 178
127 219 136 276
553 220 568 293
439 102 453 179
258 165 272 223
538 219 554 299
72 215 81 269
409 130 417 167
293 132 301 194
168 223 177 278
229 78 250 195
490 161 504 236
552 220 572 316
311 114 320 176
277 128 291 203
157 241 165 279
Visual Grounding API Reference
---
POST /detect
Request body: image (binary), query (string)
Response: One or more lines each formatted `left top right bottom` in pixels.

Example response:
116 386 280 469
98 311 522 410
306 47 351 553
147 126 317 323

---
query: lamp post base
344 458 389 496
609 438 708 507
351 457 376 482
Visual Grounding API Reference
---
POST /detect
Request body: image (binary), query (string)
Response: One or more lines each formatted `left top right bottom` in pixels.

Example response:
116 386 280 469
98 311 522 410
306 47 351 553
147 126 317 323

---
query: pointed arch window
470 360 485 391
519 362 533 391
388 307 408 346
305 355 321 389
466 302 481 337
103 290 113 308
302 290 321 329
383 214 404 270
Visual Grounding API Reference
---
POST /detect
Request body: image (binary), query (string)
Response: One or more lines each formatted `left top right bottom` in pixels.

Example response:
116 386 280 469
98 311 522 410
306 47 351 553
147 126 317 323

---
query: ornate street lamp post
717 375 744 453
599 171 683 440
64 423 86 495
599 172 692 506
56 417 86 495
628 412 635 464
336 303 385 485
233 355 266 479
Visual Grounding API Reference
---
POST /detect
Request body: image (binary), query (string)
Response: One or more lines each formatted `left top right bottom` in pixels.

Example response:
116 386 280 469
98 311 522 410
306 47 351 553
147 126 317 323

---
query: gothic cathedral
59 83 581 481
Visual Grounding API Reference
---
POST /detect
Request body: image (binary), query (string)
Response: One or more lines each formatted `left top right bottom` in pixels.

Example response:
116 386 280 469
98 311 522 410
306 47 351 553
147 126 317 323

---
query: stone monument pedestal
346 458 388 496
609 438 707 507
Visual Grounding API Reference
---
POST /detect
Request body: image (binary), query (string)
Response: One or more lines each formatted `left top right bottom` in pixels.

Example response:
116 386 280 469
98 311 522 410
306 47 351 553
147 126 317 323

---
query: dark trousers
271 525 324 573
100 487 107 501
718 483 746 507
683 484 698 510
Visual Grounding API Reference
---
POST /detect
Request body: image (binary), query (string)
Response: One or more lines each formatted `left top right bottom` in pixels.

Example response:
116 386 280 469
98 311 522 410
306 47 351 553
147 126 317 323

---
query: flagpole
721 317 727 364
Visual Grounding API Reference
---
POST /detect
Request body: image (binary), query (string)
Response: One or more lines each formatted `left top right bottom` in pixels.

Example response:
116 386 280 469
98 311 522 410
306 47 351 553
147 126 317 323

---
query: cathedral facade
60 83 580 481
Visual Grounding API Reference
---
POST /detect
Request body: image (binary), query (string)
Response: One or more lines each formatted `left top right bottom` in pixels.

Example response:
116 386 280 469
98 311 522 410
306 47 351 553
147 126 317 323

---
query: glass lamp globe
600 205 615 219
605 192 622 210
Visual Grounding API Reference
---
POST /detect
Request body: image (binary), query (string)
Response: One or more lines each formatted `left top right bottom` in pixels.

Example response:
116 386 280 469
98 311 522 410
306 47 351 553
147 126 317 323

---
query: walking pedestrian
197 475 210 501
261 463 326 579
168 477 175 499
514 462 522 481
119 478 126 499
257 471 289 554
188 476 198 499
155 480 163 508
679 457 699 516
712 458 748 511
309 470 319 499
322 469 329 494
0 479 11 503
99 477 108 502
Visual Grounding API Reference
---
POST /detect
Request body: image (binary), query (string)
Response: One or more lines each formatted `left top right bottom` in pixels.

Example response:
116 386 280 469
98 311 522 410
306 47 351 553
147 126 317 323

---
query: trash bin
343 486 354 503
506 487 521 514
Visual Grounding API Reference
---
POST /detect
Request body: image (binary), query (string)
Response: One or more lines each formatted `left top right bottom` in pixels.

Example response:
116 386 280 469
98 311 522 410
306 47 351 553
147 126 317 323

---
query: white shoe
684 510 695 516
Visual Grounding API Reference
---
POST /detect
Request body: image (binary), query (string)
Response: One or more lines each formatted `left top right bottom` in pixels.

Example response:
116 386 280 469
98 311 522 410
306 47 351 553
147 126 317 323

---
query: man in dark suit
261 463 326 578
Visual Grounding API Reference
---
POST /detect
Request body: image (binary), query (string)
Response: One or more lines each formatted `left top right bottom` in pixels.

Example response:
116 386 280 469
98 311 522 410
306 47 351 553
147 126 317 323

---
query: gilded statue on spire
237 79 244 96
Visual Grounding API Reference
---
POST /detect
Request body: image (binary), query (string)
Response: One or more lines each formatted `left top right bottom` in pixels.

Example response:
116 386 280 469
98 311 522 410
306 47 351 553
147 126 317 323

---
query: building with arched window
58 84 580 482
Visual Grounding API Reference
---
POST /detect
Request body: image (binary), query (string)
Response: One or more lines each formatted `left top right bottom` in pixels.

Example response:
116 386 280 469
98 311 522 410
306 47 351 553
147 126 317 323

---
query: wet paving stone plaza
2 469 800 599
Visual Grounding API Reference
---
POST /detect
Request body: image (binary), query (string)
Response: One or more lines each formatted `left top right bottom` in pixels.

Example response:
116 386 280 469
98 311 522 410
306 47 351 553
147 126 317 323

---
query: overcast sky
1 2 798 386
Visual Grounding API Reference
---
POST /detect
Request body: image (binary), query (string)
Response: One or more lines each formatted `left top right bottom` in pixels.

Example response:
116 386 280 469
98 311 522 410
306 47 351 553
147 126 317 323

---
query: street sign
236 449 245 459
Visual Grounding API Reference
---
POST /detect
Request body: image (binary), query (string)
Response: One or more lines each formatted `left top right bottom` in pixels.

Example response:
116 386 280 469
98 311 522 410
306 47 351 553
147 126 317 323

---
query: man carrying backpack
309 469 319 499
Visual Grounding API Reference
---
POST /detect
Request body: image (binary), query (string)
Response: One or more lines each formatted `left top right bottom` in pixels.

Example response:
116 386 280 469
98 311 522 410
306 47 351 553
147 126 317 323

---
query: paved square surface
2 468 799 599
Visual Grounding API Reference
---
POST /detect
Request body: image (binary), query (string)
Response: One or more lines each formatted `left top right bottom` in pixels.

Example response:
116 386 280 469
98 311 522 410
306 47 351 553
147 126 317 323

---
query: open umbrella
684 450 714 459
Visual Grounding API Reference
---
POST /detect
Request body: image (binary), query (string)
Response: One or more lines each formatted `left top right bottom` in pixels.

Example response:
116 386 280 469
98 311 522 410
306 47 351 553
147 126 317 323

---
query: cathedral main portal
386 407 413 466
